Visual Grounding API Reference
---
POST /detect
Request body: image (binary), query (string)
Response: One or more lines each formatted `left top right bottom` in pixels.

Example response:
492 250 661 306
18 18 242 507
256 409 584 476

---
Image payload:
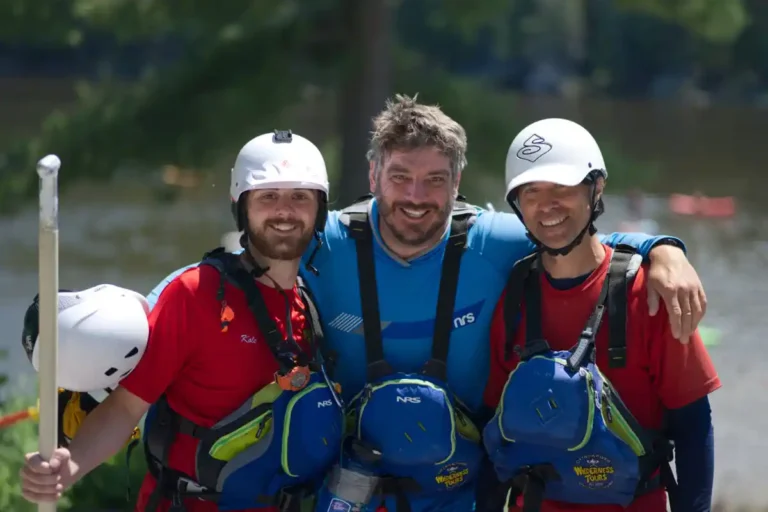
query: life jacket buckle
515 338 551 360
276 489 293 511
275 484 309 512
276 365 310 391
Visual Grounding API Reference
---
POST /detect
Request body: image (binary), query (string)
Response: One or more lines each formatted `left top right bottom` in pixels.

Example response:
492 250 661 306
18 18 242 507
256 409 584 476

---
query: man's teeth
272 223 296 232
401 208 428 219
541 217 566 227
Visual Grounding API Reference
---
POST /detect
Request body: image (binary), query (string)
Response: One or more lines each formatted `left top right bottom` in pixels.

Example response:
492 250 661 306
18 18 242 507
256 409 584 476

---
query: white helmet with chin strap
22 284 150 393
229 130 330 274
504 118 607 256
230 129 329 233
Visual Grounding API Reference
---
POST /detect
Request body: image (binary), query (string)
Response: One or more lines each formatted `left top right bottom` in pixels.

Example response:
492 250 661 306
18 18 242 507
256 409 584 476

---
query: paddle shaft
37 155 61 512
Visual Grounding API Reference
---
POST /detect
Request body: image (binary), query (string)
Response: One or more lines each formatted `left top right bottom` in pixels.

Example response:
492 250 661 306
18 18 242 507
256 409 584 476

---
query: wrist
650 238 685 261
60 458 82 491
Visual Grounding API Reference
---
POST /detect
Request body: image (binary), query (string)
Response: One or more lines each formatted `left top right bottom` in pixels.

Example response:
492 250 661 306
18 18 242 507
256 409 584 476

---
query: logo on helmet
516 134 552 163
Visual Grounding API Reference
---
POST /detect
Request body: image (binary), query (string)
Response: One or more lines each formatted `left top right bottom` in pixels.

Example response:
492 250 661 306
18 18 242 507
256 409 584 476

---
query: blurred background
0 0 766 510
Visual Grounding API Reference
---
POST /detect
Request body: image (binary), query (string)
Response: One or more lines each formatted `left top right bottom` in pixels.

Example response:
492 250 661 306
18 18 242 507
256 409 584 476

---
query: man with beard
142 95 706 512
19 131 345 512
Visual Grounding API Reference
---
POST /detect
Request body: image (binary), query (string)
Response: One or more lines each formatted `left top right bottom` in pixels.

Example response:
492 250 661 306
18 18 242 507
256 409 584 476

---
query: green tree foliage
0 0 751 211
617 0 748 43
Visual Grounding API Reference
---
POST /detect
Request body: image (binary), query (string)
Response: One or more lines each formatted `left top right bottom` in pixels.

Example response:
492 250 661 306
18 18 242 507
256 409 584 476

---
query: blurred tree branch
0 0 752 212
616 0 748 43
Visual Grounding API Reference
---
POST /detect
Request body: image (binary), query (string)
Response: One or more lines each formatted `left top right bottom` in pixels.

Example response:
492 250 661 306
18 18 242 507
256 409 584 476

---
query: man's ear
453 171 462 197
368 161 376 194
595 176 606 199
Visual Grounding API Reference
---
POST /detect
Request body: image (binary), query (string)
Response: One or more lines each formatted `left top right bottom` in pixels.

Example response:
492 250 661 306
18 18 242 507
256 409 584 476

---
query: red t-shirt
120 264 311 512
483 246 721 512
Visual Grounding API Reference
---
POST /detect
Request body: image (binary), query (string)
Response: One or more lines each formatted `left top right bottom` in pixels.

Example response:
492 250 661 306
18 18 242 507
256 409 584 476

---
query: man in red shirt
482 119 721 512
19 130 344 512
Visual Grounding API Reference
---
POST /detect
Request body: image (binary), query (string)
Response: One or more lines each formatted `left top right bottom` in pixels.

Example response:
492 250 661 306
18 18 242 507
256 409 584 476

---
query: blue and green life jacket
483 246 677 511
140 248 344 512
339 196 485 510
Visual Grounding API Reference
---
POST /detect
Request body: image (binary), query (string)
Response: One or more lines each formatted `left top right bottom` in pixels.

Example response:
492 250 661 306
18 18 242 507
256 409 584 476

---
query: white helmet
230 130 329 232
22 284 150 392
505 118 606 203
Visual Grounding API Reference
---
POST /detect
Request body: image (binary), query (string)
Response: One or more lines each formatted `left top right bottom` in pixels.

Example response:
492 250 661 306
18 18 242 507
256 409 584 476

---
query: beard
375 184 453 247
246 219 314 261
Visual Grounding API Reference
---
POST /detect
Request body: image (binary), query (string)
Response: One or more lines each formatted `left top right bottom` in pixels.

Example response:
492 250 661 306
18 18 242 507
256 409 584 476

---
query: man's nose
273 197 296 216
403 180 428 201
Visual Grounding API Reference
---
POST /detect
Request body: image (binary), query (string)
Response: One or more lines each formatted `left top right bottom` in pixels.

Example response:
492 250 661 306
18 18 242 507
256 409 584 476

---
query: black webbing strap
502 254 538 361
422 207 473 381
201 250 295 371
564 250 622 369
341 198 475 382
606 245 639 368
345 206 392 381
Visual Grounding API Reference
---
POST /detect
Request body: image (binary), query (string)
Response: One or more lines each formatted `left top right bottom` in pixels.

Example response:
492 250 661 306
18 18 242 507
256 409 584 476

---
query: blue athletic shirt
145 198 681 414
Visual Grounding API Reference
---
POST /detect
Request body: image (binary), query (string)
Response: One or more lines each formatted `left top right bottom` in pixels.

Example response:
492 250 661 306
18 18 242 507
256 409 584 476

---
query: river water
0 184 766 507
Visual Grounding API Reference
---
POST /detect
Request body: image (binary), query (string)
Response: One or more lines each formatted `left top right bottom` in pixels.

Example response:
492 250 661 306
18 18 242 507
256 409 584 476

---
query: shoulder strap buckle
514 338 550 361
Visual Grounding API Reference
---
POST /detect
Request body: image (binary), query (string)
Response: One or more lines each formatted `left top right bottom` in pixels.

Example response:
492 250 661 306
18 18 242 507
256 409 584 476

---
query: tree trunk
336 0 393 206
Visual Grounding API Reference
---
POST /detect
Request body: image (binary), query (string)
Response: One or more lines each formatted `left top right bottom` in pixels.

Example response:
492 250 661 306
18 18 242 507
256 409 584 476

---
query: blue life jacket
140 248 345 512
339 196 485 507
483 246 677 511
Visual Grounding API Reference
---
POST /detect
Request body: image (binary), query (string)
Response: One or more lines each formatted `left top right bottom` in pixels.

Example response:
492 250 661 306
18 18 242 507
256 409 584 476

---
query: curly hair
367 94 467 179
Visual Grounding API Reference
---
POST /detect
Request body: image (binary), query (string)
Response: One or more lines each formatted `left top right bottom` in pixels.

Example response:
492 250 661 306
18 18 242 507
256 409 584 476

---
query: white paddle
36 154 61 512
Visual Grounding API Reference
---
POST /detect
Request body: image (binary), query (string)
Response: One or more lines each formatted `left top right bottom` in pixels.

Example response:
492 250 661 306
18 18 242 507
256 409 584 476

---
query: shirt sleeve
598 232 687 259
120 274 199 404
483 294 510 410
643 282 722 410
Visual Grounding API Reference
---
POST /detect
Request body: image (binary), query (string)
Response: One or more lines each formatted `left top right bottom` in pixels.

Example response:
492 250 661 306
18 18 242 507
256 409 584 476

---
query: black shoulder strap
341 197 389 381
565 247 637 369
502 253 539 361
200 249 294 372
296 275 334 372
505 245 639 368
422 202 474 381
606 245 641 368
343 199 476 382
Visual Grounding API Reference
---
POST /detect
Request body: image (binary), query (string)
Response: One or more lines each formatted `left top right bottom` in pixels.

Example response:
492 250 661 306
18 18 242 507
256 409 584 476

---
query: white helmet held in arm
22 284 150 393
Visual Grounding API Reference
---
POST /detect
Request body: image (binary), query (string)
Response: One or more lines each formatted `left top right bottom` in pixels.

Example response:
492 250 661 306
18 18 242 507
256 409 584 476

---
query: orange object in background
0 406 38 428
668 194 736 218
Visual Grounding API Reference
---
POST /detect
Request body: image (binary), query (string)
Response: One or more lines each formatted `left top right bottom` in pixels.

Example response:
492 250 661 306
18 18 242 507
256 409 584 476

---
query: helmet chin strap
526 220 596 257
239 232 270 277
233 194 327 277
513 182 604 258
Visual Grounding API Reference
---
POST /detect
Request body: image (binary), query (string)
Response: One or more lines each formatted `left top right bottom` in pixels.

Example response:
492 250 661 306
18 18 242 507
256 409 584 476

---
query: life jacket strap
339 195 476 383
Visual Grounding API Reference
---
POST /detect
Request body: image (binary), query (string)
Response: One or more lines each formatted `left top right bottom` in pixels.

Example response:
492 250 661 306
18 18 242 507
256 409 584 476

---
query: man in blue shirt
147 95 706 512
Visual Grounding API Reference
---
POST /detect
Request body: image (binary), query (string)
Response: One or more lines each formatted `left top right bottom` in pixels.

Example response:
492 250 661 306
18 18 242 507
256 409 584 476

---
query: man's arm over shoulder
466 211 532 275
472 210 688 274
599 232 687 260
146 263 199 310
121 271 201 405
